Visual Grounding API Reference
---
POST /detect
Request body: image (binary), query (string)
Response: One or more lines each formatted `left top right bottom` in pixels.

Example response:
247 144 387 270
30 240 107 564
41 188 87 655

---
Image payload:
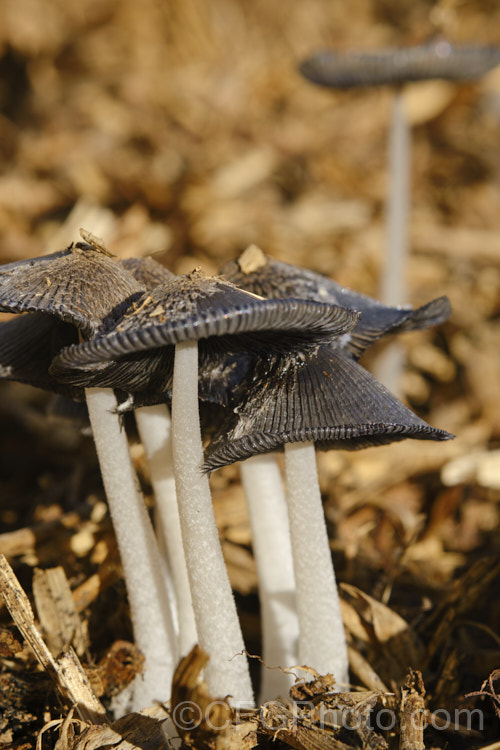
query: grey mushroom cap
51 270 360 369
0 313 83 399
198 352 254 407
51 341 253 411
51 344 176 397
54 258 176 395
0 253 177 401
0 243 145 338
203 345 454 473
120 256 175 290
220 248 451 360
300 41 500 89
50 269 363 409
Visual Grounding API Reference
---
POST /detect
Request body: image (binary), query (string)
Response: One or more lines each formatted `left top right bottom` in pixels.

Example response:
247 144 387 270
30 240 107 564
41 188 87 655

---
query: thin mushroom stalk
135 403 198 657
135 405 178 627
64 254 191 658
171 340 254 704
284 441 348 685
240 454 298 701
85 388 178 710
375 87 410 393
120 259 200 655
383 88 410 311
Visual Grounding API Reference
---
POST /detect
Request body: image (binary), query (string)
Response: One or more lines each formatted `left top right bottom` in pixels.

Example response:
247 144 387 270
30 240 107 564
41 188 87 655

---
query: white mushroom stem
170 340 254 707
240 454 298 701
85 387 177 711
284 440 349 688
383 88 410 307
135 403 198 657
375 88 410 394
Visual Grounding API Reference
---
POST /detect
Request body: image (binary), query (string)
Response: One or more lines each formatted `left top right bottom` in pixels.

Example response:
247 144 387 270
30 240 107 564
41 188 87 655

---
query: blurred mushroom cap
120 256 175 289
300 41 500 89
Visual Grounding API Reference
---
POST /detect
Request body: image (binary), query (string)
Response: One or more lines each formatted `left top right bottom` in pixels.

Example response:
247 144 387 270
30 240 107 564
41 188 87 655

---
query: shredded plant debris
0 1 500 748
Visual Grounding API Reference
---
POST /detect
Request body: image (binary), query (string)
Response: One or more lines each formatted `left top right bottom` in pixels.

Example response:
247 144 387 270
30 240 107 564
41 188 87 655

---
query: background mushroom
299 40 500 391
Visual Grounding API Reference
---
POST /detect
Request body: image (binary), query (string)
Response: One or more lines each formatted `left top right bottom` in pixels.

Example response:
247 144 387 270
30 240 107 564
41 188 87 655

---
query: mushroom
299 40 500 389
211 246 452 689
51 269 360 704
203 329 452 685
0 242 178 710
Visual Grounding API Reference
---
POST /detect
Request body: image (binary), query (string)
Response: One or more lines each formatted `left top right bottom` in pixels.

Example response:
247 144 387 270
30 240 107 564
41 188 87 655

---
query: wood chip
341 584 423 677
170 645 257 750
347 647 390 693
32 566 87 657
237 245 267 274
260 701 352 750
399 670 425 750
0 554 106 725
51 705 170 750
79 228 114 257
443 448 500 490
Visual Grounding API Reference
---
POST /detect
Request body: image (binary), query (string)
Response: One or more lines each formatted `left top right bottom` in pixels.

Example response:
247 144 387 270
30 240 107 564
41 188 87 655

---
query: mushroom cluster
0 237 452 711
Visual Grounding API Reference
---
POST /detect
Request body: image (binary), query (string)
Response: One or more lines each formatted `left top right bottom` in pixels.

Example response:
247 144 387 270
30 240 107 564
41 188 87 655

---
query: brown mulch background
0 0 500 748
